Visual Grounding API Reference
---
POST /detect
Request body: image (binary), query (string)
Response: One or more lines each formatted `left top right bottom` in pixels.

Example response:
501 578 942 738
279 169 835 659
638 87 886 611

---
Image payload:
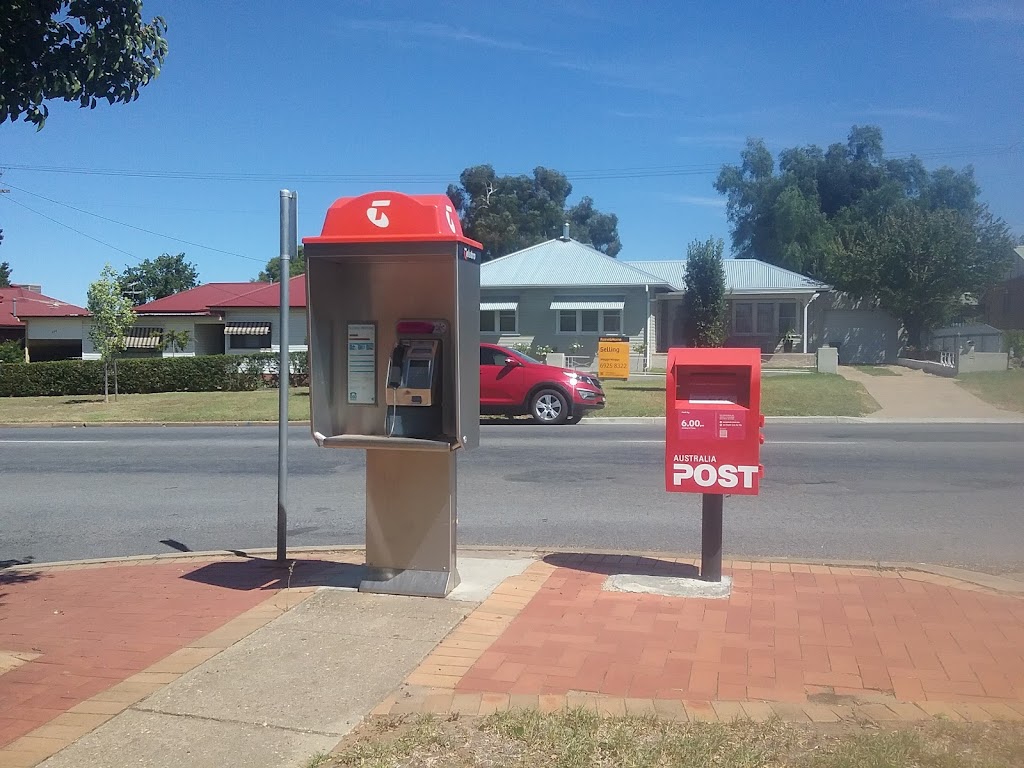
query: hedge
0 355 275 397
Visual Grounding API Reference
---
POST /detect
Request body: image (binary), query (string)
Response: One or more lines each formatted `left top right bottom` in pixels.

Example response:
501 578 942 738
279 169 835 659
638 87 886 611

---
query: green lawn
327 710 1024 768
0 389 313 423
0 374 881 424
601 373 878 417
956 369 1024 413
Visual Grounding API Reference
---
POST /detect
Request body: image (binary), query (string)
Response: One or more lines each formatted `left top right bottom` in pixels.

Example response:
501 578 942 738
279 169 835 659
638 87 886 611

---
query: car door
479 345 524 406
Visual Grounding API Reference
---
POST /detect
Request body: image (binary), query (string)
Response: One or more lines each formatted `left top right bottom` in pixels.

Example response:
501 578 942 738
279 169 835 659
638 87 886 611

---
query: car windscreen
500 346 541 365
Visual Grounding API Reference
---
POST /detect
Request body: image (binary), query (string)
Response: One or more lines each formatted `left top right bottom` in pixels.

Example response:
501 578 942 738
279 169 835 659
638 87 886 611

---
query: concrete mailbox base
360 448 459 598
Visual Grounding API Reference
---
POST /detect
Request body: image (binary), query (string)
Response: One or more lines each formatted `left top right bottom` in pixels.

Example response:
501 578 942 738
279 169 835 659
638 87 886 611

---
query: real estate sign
597 335 630 381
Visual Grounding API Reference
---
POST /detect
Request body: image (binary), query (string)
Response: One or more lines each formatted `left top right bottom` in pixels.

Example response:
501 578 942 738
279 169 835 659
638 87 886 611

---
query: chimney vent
561 222 570 240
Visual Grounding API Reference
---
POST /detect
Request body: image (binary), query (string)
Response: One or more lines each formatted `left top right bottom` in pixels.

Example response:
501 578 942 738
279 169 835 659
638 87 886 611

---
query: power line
3 182 263 263
1 194 140 261
0 141 1016 184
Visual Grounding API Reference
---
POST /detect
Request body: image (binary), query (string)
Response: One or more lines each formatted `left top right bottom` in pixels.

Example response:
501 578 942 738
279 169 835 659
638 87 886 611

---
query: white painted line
617 440 867 445
0 440 107 444
768 441 867 445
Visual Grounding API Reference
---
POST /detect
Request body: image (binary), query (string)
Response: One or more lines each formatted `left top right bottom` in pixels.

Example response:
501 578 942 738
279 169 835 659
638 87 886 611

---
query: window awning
122 327 163 349
224 322 270 335
480 301 519 311
550 298 625 311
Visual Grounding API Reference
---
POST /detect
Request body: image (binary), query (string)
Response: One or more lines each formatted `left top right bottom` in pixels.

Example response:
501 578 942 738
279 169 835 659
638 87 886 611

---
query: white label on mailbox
347 323 376 404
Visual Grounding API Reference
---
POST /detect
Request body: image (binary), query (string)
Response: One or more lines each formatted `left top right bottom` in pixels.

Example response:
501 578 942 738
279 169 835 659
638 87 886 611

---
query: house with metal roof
480 233 669 367
0 285 90 361
210 275 307 356
80 282 272 359
482 233 904 366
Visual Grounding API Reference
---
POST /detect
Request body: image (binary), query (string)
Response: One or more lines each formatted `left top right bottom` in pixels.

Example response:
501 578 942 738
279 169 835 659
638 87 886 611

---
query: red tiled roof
212 275 306 309
0 287 90 327
134 282 268 314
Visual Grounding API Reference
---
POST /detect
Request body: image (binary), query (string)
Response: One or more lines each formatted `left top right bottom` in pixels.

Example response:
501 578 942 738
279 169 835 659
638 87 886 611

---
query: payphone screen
405 359 433 390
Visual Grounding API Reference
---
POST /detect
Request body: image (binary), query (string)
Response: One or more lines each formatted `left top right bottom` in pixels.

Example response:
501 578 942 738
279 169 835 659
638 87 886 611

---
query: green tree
447 165 622 260
567 196 622 257
0 261 11 288
713 126 986 279
120 253 199 305
86 264 136 402
832 203 1014 348
256 245 305 282
159 329 190 354
0 1 168 129
682 238 728 347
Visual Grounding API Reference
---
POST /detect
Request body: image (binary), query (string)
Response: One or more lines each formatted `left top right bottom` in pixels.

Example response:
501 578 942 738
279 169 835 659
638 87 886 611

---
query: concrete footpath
838 365 1018 420
1 549 1023 767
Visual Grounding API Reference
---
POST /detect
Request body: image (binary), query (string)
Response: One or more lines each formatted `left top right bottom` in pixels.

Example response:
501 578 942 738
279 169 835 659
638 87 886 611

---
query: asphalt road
1 423 1023 571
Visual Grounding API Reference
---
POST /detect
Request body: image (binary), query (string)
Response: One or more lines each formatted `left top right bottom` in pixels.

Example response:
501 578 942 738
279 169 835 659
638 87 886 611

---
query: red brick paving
456 558 1024 705
0 560 282 748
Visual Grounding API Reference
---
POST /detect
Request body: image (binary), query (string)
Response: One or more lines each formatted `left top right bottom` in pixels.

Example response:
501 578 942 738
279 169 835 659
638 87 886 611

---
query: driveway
838 365 1020 419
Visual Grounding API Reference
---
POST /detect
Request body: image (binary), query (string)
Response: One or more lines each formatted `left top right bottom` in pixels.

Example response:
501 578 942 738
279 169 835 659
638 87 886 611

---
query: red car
479 343 605 424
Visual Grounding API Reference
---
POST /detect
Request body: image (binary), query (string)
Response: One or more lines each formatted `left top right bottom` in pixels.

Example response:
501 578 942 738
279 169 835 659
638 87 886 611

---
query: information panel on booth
347 323 377 405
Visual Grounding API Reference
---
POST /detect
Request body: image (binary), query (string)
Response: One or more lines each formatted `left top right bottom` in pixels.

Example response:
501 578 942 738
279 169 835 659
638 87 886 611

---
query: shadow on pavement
181 557 365 591
543 553 700 579
0 557 42 607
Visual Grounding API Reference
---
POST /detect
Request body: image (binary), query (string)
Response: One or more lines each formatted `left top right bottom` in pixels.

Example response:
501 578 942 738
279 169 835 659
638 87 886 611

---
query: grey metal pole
700 493 723 582
277 190 297 563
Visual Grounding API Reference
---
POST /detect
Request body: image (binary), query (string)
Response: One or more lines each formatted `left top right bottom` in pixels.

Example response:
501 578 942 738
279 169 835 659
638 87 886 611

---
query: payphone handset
386 338 440 407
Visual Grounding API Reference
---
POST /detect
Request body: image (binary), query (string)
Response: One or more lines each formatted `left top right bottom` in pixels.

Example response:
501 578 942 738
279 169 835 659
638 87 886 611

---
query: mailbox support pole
700 493 723 582
277 190 297 564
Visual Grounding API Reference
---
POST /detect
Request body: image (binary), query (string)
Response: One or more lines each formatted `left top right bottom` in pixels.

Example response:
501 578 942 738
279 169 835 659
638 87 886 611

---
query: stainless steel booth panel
305 246 479 451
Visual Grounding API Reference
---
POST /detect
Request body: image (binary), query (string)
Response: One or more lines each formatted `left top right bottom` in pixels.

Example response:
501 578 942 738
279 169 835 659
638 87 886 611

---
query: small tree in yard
159 329 190 354
87 264 135 402
683 238 728 347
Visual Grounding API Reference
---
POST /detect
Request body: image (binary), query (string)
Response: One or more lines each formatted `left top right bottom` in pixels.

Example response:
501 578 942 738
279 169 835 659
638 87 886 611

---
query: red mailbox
665 347 764 496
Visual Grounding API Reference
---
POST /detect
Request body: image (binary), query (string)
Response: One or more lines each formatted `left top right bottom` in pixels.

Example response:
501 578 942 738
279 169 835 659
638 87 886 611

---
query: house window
734 303 753 334
229 332 271 350
556 309 623 334
778 302 798 335
559 310 577 333
225 322 272 349
480 310 517 334
756 303 774 334
602 310 622 334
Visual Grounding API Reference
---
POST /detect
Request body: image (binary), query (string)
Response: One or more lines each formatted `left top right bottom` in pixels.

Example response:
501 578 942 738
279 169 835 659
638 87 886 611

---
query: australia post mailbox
665 347 764 495
303 191 482 598
665 347 764 583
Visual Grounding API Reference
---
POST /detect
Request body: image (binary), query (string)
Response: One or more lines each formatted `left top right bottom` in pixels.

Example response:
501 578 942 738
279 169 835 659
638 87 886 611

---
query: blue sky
1 0 1022 305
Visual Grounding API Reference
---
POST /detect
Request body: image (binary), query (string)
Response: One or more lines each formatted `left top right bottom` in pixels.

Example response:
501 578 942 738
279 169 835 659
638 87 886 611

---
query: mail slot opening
674 366 751 408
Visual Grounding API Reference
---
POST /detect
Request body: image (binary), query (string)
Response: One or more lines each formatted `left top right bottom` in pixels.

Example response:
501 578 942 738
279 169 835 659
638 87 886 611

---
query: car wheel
530 389 569 425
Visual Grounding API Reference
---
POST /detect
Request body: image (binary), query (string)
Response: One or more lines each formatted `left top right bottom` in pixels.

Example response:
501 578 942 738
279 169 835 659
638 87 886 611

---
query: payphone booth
303 192 481 598
665 347 764 581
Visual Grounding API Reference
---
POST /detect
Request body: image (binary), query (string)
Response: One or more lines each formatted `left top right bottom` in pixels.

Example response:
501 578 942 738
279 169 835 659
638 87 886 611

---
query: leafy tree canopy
0 0 168 129
120 253 199 305
714 125 985 278
256 245 305 283
0 261 11 288
447 165 622 260
682 238 727 347
714 125 1015 344
832 202 1011 347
